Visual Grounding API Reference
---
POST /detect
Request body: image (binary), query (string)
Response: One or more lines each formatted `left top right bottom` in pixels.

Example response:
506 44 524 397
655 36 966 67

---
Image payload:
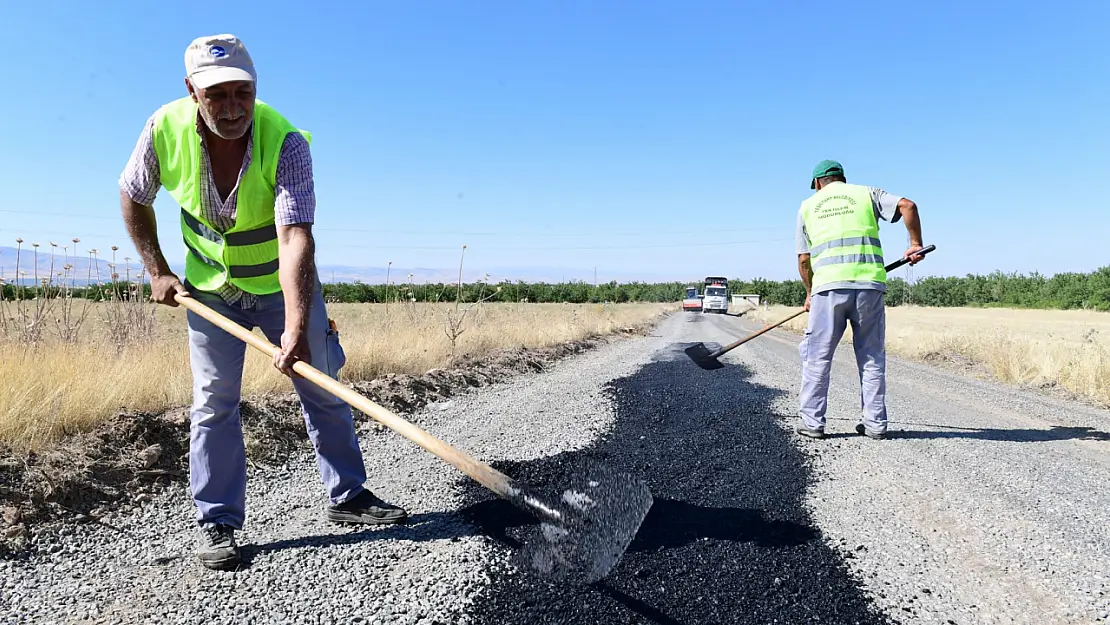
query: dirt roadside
0 321 659 559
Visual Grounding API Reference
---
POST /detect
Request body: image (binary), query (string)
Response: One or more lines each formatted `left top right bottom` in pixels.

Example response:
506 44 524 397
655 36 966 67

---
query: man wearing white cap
118 34 407 571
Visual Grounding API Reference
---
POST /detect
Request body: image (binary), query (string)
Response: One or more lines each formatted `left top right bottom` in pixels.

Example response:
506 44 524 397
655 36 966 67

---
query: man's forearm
898 199 923 246
120 189 173 277
278 224 316 333
798 255 813 294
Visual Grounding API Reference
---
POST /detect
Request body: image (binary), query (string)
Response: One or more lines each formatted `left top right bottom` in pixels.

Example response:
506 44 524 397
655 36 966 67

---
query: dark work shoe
197 523 240 571
795 424 827 439
855 423 888 440
328 489 408 525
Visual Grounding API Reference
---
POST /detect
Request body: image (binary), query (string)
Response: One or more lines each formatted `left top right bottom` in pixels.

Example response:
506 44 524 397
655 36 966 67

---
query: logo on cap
209 45 227 58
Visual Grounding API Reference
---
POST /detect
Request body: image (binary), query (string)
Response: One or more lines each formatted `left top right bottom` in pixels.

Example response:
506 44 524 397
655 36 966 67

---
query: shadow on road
592 583 690 625
237 512 474 566
231 492 823 571
628 498 818 552
802 416 1110 443
458 497 817 554
890 424 1110 442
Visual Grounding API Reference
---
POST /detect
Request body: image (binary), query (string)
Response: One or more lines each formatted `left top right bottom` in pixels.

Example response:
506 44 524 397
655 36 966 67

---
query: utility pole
594 266 597 287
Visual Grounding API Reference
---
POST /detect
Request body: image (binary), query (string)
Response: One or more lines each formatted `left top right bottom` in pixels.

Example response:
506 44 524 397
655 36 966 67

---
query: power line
0 208 783 238
0 225 791 254
0 209 123 221
333 237 794 252
316 225 782 237
0 228 123 241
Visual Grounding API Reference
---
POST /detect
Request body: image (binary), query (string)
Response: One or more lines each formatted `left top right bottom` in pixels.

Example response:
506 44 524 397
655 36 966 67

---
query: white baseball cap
184 34 257 89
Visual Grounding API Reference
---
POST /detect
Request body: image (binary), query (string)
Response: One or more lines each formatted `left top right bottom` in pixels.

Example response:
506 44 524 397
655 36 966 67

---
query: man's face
188 79 256 140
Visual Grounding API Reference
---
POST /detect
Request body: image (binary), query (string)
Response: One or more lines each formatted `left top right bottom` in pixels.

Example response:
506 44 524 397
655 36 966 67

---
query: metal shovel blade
513 467 653 585
684 342 724 370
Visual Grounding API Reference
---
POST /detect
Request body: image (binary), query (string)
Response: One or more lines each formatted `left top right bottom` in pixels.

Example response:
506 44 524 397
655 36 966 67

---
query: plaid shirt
119 108 315 308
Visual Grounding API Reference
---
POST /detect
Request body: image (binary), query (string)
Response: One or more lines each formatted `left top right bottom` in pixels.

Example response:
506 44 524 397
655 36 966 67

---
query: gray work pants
185 281 369 530
798 288 887 433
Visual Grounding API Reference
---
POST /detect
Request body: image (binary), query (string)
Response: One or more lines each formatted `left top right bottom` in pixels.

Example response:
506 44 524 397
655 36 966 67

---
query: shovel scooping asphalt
684 244 936 370
173 293 651 585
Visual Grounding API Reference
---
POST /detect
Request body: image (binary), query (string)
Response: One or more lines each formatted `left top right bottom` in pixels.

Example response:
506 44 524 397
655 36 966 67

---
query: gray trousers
798 288 887 432
185 281 369 529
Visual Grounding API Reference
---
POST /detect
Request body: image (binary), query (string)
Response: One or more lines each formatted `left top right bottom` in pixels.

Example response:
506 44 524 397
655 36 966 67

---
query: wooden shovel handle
174 293 517 499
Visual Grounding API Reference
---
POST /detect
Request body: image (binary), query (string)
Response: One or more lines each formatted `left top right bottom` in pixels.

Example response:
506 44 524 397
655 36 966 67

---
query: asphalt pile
455 344 895 625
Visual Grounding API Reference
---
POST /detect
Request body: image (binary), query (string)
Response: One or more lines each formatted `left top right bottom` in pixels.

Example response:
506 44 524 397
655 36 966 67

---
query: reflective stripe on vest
800 182 886 289
179 212 279 277
179 209 280 277
809 235 882 257
151 96 311 295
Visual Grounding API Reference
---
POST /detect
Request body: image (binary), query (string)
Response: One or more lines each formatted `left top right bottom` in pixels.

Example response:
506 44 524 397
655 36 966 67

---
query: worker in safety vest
794 160 925 440
118 34 407 571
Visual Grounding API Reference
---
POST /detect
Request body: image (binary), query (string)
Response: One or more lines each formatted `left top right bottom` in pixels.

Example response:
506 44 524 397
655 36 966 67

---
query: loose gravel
0 313 677 624
4 308 1108 625
717 312 1110 625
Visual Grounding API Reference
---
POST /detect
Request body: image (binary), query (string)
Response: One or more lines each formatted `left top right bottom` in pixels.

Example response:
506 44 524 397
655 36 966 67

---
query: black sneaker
795 425 827 439
328 489 408 525
855 423 888 440
197 523 240 570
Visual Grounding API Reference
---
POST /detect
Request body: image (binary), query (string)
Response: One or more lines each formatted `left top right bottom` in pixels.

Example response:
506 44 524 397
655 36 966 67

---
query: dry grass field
744 303 1110 406
0 299 672 452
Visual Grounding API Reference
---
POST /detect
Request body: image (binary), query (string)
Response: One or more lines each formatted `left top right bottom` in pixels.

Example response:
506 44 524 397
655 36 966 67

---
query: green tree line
319 280 688 304
4 267 1110 310
731 267 1110 310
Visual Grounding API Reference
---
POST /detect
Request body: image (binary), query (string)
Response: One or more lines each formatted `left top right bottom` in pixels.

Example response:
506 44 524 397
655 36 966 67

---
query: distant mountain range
0 245 145 285
0 246 684 286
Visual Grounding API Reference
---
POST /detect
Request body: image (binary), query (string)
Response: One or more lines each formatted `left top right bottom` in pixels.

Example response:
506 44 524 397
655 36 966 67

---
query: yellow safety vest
151 96 311 295
800 182 886 289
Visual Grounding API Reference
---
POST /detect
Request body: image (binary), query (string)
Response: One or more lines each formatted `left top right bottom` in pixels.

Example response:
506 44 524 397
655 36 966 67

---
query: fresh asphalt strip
454 341 895 625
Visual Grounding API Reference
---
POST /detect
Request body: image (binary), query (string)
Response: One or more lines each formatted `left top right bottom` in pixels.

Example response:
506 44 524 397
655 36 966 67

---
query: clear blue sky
1 1 1106 283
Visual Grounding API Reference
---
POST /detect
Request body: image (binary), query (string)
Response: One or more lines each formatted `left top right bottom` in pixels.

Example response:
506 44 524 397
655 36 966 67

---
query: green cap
810 159 844 188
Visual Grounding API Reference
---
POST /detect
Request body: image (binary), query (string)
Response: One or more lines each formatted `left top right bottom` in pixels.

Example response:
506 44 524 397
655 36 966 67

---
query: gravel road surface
3 309 1108 624
716 312 1110 625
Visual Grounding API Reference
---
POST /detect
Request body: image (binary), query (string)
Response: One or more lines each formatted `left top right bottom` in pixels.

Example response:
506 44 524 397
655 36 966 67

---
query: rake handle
173 293 518 500
712 244 936 358
884 244 935 272
711 309 806 356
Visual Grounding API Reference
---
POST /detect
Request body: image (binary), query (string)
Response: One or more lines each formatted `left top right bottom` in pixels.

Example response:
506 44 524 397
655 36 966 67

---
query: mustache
218 106 248 121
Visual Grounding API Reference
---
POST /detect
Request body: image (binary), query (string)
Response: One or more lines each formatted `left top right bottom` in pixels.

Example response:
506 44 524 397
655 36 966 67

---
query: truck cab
702 277 729 314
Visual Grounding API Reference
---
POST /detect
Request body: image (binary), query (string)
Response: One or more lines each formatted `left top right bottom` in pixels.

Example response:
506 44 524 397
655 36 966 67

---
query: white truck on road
701 276 729 314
